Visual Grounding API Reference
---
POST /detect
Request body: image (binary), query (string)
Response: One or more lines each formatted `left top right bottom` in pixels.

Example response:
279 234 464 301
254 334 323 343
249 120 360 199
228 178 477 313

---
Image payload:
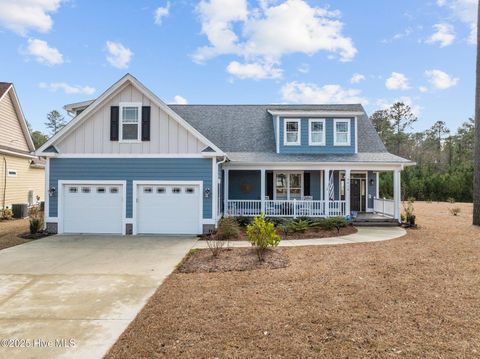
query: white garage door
62 184 124 234
136 184 201 234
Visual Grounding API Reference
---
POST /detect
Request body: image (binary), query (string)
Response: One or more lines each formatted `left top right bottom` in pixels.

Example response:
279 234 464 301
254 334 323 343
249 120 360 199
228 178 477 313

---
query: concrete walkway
194 226 406 248
0 235 197 359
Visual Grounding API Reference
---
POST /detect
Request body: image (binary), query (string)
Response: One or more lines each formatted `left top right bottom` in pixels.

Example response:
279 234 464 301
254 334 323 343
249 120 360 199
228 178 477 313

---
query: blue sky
0 0 477 134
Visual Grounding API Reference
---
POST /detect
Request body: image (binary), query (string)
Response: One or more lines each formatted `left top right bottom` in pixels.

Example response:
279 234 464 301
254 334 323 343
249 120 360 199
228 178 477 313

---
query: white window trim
273 171 304 200
334 119 351 146
7 169 17 177
283 118 301 146
308 118 326 146
119 102 142 143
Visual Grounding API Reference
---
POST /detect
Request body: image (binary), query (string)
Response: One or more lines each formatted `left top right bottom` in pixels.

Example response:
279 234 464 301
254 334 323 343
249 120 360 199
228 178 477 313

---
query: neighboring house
0 82 44 212
36 74 414 235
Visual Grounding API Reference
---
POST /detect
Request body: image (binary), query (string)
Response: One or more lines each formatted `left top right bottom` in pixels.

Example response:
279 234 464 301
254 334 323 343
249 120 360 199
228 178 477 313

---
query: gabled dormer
269 109 364 155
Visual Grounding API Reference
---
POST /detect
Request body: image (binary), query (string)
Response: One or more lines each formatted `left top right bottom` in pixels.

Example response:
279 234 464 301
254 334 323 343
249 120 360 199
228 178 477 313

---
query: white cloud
297 63 310 74
172 95 188 104
38 82 96 95
105 41 133 69
154 2 170 25
0 0 62 35
425 69 459 89
226 61 282 79
426 23 455 47
437 0 477 44
25 38 63 65
350 73 365 84
194 0 357 79
385 72 410 90
419 86 428 93
281 81 368 105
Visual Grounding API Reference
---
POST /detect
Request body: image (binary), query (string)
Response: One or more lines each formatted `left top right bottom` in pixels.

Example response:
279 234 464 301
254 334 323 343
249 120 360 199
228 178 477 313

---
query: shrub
449 207 461 216
402 198 415 226
325 217 348 234
29 218 42 234
288 219 310 233
1 208 13 220
28 205 43 234
216 217 240 241
447 197 456 204
205 233 226 257
277 222 290 239
235 216 252 227
246 213 281 261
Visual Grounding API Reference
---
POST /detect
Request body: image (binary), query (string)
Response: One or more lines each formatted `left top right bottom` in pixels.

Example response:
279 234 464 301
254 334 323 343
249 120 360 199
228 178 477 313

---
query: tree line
27 110 66 149
371 102 474 202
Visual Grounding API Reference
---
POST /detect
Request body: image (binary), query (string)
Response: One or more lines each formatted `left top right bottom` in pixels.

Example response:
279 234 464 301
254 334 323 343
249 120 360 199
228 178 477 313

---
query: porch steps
353 217 400 227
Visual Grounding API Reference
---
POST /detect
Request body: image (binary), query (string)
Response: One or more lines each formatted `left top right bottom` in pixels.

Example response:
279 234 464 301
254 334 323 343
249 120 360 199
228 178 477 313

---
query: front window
309 119 325 145
120 103 141 141
334 119 350 146
284 119 300 145
275 173 303 200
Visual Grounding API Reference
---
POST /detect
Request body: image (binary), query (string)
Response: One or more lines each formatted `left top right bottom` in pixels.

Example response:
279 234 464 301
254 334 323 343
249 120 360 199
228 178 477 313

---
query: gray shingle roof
169 104 411 164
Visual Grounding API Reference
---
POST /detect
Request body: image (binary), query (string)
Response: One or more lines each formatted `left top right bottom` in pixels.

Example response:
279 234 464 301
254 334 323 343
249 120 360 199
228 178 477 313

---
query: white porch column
345 169 351 216
260 169 266 213
324 169 330 217
224 169 229 217
393 169 401 221
376 172 380 198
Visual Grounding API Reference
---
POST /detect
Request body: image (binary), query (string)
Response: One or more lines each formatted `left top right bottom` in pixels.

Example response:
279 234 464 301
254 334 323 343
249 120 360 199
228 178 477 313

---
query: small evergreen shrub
325 217 348 234
235 216 253 227
29 218 41 234
447 197 456 204
288 219 310 233
216 217 240 241
246 213 281 261
1 208 13 220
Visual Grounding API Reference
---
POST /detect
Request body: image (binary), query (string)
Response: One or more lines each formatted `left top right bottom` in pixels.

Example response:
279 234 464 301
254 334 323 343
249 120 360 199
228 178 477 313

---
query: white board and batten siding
55 83 206 154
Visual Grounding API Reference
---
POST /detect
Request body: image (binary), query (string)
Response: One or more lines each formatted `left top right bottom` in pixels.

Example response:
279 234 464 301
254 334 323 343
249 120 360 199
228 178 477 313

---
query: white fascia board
267 110 364 117
223 162 408 171
0 148 37 159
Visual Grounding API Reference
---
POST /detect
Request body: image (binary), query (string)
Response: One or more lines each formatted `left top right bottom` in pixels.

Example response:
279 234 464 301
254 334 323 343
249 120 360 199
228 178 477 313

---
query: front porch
223 168 401 220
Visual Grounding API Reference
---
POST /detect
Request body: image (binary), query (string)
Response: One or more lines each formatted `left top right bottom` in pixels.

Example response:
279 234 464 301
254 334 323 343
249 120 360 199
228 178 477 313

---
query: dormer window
334 119 351 146
309 119 325 146
119 103 142 142
284 119 300 146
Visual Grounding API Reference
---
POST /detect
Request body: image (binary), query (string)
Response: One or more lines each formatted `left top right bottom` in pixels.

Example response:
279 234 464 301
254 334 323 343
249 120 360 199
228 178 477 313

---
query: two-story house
36 74 413 235
1 82 44 212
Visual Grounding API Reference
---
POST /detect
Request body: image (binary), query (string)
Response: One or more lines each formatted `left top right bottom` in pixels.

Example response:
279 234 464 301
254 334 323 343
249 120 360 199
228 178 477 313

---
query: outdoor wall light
369 179 374 186
48 186 56 197
204 187 211 198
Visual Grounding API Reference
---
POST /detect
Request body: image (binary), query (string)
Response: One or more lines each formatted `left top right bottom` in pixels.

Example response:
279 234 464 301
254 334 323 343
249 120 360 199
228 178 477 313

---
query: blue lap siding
49 158 212 219
279 117 356 154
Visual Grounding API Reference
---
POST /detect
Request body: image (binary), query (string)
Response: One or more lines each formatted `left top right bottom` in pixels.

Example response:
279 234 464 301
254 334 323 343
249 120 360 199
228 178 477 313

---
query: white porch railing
373 197 395 217
226 199 346 218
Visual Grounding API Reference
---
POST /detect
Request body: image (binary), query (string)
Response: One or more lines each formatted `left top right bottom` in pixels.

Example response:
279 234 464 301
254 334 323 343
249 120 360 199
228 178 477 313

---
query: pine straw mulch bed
177 247 289 273
106 202 480 359
201 224 357 241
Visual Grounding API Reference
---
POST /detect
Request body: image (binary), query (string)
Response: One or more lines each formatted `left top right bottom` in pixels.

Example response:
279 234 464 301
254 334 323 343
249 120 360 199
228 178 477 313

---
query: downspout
216 155 228 219
2 156 6 211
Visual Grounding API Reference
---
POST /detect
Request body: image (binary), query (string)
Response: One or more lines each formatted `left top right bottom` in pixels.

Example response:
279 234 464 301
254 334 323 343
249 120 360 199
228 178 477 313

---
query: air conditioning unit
12 204 28 219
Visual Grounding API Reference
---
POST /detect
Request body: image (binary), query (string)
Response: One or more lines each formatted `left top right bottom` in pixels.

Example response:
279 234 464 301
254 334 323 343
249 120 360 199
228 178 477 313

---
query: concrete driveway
0 235 197 359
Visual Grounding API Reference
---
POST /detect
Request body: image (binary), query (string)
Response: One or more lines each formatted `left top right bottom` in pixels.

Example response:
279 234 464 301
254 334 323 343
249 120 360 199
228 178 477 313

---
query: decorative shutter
141 106 151 141
304 173 310 196
266 172 273 200
110 106 119 141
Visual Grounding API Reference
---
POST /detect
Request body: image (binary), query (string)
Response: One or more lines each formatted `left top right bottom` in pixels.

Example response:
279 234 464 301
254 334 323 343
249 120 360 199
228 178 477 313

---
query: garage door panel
137 184 201 235
62 184 124 234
